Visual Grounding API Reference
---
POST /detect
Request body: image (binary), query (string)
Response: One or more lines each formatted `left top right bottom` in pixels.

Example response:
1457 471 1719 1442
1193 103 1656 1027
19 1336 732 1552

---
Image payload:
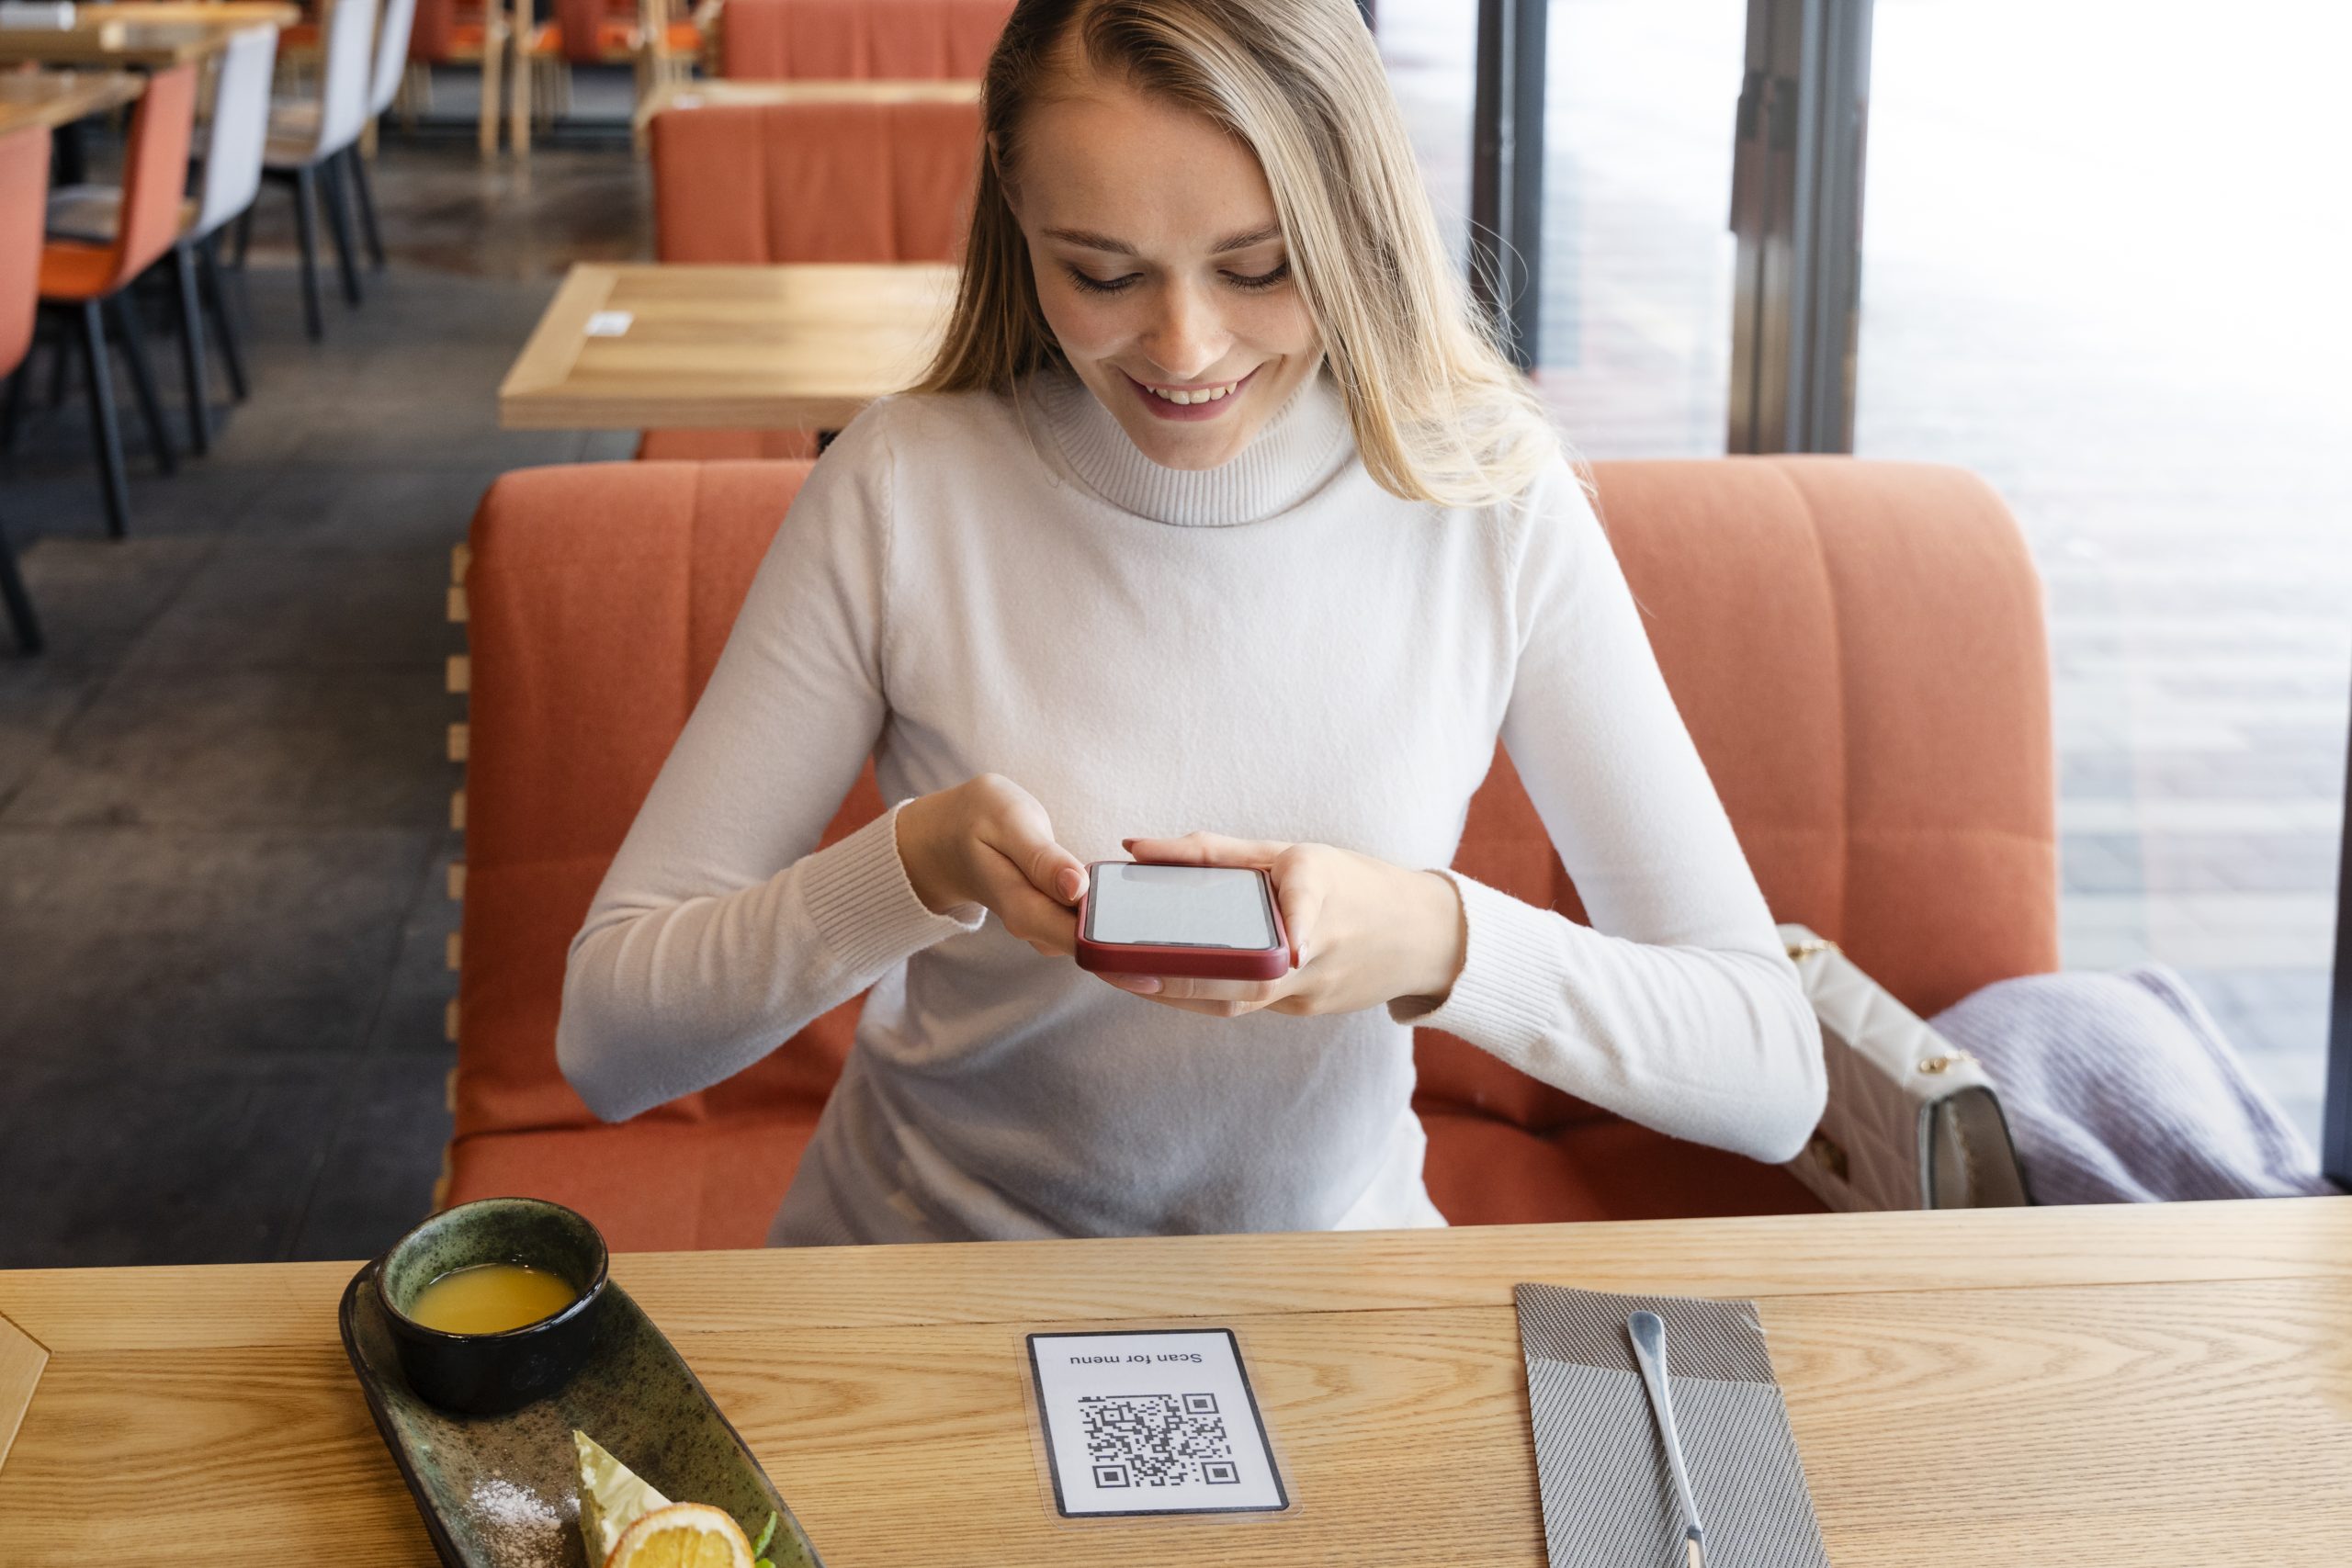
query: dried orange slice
604 1501 756 1568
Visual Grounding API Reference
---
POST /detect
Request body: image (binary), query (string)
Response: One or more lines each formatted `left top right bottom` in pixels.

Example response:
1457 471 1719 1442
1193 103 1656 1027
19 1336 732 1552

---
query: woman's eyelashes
1224 260 1292 292
1061 266 1138 296
1058 259 1292 296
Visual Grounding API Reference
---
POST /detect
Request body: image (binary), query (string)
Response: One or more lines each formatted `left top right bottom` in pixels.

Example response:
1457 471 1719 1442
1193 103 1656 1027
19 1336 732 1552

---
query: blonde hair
915 0 1561 507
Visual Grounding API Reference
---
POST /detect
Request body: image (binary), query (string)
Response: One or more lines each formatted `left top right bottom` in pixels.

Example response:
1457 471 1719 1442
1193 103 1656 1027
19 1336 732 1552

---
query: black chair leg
292 167 323 339
2 364 23 456
171 242 213 456
76 300 132 538
46 321 71 408
319 155 363 308
198 233 249 401
106 293 175 476
233 204 254 268
0 509 40 655
348 146 385 271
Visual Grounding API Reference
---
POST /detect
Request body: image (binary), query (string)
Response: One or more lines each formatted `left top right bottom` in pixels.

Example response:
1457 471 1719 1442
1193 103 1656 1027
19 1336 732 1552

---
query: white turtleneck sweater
557 369 1825 1246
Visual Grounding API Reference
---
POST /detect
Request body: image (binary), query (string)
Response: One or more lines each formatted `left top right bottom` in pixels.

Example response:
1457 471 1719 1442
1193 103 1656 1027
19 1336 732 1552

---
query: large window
1534 0 1747 458
1853 0 2352 1145
1375 0 1477 268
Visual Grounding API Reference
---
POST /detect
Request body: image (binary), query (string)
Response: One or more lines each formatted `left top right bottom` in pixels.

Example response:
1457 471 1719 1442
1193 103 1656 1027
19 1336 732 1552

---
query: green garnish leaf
749 1512 777 1557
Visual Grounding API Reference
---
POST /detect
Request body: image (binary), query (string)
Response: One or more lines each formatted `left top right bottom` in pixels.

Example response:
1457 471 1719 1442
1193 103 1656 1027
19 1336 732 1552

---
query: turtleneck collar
1026 364 1355 528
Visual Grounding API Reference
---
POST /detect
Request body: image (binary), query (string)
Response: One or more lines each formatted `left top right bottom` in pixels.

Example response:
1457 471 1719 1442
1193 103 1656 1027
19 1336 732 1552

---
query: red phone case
1073 861 1293 981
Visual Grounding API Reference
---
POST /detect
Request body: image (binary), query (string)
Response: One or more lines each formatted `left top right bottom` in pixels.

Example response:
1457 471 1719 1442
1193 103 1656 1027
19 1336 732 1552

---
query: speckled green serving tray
341 1265 824 1568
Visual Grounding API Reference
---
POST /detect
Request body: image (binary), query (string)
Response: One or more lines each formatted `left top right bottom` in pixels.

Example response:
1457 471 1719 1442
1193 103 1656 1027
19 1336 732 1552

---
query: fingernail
1059 867 1083 900
1128 976 1161 994
1120 838 1136 850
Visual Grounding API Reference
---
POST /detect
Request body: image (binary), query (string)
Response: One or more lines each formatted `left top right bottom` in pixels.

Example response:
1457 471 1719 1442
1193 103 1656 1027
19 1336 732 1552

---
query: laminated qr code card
1026 1330 1290 1517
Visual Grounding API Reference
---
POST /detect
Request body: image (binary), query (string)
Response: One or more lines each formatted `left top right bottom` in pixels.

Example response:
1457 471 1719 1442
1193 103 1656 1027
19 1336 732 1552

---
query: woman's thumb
1026 842 1089 906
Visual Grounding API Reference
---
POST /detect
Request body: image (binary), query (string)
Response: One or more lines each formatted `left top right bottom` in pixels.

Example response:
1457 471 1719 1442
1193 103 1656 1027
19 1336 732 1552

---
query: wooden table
630 74 980 141
78 1 302 21
499 262 958 431
0 67 141 134
0 6 294 68
2 1200 2348 1564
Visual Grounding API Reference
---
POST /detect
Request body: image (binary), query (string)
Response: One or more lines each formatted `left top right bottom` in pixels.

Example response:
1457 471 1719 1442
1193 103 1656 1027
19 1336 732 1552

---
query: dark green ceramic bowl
376 1197 609 1416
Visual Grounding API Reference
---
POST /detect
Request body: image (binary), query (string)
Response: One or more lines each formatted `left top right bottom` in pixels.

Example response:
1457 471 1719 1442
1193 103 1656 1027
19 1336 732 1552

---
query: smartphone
1074 861 1294 981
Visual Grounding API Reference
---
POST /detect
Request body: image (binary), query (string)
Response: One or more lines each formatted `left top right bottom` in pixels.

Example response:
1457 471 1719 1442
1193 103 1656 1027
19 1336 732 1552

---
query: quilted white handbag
1778 924 2030 1210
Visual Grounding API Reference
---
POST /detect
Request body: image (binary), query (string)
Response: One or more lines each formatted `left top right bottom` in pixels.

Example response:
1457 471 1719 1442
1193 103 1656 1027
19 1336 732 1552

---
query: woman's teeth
1147 380 1238 405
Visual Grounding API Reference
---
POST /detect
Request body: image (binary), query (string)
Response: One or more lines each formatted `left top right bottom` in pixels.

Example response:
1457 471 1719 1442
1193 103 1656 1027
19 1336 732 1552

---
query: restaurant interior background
1 0 2346 1270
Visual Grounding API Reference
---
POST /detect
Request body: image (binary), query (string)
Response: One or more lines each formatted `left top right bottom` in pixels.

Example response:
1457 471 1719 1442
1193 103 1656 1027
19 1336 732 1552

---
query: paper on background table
1515 1283 1830 1568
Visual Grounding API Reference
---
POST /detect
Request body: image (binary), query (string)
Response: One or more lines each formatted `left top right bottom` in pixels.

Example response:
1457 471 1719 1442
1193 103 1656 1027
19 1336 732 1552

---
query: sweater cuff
1388 870 1557 1066
798 801 986 979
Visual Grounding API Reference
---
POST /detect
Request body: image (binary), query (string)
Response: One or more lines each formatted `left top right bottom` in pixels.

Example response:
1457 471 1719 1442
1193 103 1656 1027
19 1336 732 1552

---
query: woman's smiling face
1005 71 1323 470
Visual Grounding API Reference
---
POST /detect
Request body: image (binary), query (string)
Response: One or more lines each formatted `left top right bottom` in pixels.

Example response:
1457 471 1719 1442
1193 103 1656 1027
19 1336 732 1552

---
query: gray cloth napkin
1515 1284 1829 1568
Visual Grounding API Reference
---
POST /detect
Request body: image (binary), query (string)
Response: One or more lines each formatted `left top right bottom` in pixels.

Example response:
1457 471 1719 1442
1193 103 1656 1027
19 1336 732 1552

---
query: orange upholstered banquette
717 0 1012 80
442 456 2057 1249
638 96 981 462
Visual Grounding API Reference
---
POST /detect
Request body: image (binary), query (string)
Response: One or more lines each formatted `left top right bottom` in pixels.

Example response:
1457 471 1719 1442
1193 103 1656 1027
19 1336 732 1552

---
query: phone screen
1085 863 1278 950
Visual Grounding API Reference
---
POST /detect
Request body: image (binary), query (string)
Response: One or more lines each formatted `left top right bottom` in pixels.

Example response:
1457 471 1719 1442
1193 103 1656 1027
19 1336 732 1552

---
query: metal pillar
1468 0 1547 370
2327 681 2352 1186
1727 0 1873 454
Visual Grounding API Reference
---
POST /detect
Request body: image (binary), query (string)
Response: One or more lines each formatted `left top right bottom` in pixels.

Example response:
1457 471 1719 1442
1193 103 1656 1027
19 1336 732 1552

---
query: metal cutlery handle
1628 1310 1707 1562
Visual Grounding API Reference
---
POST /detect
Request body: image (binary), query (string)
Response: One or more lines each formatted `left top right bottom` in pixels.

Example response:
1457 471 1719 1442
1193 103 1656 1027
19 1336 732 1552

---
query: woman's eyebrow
1043 227 1137 254
1041 225 1286 256
1208 225 1284 254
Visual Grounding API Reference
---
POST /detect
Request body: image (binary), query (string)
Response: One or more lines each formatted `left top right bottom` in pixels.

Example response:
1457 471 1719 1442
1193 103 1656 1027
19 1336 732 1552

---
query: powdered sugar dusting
469 1473 571 1568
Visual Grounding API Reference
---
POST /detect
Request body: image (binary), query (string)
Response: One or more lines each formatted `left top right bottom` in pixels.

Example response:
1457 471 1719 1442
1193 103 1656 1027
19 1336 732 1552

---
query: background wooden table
1 1200 2347 1565
498 262 958 431
0 10 293 68
629 75 980 141
0 68 141 134
78 1 303 21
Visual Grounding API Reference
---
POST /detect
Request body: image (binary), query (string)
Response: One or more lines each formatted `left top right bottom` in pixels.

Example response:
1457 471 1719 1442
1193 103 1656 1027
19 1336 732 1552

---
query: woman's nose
1139 281 1230 381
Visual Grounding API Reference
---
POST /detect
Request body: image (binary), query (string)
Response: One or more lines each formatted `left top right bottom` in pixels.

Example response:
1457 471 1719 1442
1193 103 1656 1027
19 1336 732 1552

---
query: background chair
716 0 1009 80
437 455 2057 1249
0 124 50 652
50 24 281 456
343 0 423 269
639 95 978 459
254 0 381 338
38 65 198 538
400 0 511 156
522 0 701 133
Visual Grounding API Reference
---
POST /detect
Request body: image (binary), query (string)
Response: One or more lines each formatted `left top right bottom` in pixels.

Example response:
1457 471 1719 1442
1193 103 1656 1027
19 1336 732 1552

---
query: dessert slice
574 1429 672 1565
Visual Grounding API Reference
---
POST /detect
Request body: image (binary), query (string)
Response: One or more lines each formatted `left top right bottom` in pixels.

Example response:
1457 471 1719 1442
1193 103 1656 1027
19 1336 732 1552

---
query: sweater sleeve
1390 461 1826 1163
557 406 984 1124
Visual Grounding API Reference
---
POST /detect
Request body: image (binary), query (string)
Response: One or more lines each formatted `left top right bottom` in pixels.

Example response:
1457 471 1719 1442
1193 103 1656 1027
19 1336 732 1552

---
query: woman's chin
1110 408 1261 470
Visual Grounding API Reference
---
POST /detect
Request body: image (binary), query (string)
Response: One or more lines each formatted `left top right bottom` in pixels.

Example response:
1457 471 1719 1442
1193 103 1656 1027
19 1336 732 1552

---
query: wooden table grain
77 1 301 22
1 1200 2348 1565
0 67 141 134
0 7 293 68
629 74 980 141
498 262 958 431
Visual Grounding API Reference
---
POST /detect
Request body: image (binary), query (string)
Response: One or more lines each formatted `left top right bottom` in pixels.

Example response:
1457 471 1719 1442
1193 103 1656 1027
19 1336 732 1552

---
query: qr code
1079 1393 1240 1488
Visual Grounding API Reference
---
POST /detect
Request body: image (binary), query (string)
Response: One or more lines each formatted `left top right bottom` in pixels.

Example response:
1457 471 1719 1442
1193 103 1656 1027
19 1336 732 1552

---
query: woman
557 0 1824 1246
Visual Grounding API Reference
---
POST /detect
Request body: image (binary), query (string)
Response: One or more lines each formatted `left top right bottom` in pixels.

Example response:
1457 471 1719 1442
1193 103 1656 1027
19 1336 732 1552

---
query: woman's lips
1125 366 1259 422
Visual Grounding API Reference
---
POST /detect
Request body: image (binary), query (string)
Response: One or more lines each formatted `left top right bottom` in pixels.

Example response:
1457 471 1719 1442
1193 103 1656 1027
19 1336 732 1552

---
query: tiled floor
0 121 649 1269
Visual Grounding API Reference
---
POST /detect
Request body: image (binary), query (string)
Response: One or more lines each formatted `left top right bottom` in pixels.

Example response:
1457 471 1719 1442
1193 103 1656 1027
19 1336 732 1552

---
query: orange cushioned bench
717 0 1012 81
637 96 981 463
443 456 2057 1249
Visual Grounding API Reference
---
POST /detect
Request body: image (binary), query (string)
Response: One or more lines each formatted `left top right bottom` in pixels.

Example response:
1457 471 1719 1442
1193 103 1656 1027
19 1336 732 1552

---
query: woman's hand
1105 832 1466 1019
895 774 1090 956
